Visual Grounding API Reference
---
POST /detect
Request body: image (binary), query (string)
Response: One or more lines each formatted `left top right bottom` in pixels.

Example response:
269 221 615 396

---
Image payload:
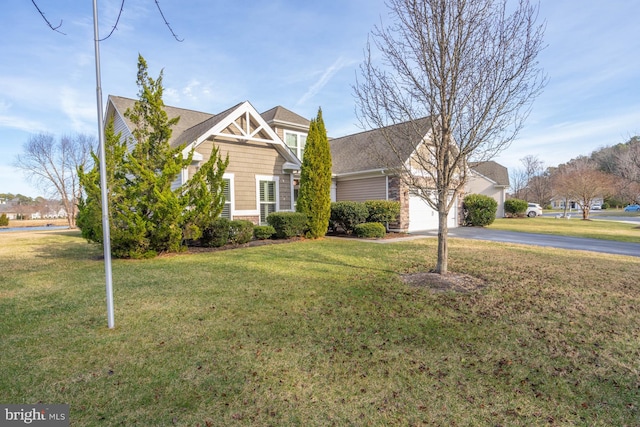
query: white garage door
408 195 458 232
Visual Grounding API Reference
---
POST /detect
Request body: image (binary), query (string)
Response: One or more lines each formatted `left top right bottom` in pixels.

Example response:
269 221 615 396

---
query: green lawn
1 230 639 426
489 216 640 243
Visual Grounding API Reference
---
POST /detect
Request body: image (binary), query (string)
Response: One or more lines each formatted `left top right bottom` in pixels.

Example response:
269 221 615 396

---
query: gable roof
469 161 510 187
261 106 310 131
330 117 433 175
108 95 215 148
107 95 301 168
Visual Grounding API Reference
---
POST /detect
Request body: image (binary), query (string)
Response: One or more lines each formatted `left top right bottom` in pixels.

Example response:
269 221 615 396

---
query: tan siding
188 138 292 212
336 176 387 202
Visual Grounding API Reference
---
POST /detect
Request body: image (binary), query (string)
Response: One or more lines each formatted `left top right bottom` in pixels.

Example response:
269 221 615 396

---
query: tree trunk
435 205 449 274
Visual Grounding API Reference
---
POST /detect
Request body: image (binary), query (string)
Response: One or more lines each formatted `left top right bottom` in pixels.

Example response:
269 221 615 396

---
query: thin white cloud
297 57 353 106
59 86 99 135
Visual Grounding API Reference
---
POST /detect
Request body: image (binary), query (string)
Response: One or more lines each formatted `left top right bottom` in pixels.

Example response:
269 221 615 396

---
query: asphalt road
437 227 640 258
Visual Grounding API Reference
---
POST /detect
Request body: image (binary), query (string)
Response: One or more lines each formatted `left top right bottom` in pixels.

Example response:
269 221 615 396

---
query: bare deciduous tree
509 167 528 200
551 158 614 219
354 0 546 274
15 133 95 227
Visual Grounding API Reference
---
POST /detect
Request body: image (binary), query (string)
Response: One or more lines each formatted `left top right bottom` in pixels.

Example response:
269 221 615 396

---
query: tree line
510 136 640 218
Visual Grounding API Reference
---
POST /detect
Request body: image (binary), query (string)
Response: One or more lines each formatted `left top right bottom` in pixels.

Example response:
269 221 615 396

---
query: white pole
92 0 115 329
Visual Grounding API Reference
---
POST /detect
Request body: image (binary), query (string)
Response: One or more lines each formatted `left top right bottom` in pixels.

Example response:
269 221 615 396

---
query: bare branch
31 0 66 35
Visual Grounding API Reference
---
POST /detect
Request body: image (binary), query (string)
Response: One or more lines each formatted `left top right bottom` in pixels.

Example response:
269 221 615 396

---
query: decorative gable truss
182 102 300 172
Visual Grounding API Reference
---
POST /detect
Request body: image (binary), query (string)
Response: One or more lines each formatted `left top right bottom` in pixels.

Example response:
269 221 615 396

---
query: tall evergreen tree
296 108 332 238
181 145 230 242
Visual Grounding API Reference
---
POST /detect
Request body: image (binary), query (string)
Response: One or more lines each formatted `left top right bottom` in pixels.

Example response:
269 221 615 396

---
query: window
259 179 276 224
221 178 231 219
284 131 307 160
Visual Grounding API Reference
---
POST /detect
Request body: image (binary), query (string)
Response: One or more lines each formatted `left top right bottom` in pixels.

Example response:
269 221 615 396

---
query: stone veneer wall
387 176 410 232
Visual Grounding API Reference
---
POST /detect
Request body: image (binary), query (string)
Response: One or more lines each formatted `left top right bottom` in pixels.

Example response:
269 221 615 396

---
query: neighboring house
0 205 18 220
467 161 510 217
330 118 459 232
107 96 304 225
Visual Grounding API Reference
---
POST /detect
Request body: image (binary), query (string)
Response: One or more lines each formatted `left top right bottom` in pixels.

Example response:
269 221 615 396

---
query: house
467 161 510 217
329 118 459 232
108 95 509 232
107 96 304 225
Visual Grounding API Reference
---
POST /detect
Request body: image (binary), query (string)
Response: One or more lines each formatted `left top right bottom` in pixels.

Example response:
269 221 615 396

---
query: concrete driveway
423 227 640 258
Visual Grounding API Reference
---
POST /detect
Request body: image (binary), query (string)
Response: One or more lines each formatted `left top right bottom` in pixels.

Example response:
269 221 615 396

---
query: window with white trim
221 178 231 219
284 131 307 160
258 179 277 224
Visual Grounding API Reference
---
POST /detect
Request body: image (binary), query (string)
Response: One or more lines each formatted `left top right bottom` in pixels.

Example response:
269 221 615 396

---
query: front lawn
1 230 638 425
489 217 640 243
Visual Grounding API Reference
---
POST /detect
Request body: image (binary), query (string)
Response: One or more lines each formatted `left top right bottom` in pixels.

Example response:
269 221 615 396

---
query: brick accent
387 176 409 232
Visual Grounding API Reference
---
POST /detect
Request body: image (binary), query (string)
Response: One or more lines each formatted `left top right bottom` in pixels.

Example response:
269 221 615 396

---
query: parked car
526 203 543 217
624 204 640 212
591 204 602 210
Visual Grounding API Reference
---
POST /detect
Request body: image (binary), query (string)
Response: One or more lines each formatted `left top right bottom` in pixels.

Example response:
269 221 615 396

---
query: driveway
420 227 640 258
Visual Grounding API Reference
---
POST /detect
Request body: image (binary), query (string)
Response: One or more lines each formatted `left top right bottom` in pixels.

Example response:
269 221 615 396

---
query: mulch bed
401 271 487 293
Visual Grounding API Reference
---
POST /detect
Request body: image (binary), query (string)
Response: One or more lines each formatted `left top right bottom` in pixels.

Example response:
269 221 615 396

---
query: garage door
408 195 458 232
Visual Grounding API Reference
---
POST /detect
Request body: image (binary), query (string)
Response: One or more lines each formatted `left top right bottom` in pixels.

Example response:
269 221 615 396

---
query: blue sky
1 0 638 197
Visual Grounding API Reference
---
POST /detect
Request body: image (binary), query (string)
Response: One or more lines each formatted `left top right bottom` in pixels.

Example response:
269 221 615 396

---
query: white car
526 203 543 217
591 204 602 210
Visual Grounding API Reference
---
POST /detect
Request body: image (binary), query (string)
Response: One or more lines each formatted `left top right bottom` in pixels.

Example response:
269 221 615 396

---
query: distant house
0 205 18 220
467 161 510 217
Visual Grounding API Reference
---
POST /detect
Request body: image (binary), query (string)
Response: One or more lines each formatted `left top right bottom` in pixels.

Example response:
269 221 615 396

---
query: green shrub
463 194 497 226
354 222 386 238
330 201 369 234
267 212 307 239
601 202 610 209
201 217 230 247
364 200 400 225
253 225 275 240
504 198 528 217
229 220 254 244
0 213 8 226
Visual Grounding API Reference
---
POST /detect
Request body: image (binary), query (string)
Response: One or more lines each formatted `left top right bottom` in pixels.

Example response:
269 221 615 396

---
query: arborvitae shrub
253 225 275 240
266 212 307 239
0 213 8 226
354 222 386 238
463 194 497 226
330 201 369 234
504 198 528 217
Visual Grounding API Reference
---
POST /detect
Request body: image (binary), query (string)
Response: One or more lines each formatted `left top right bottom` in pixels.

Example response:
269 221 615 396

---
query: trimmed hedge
253 225 275 240
354 222 386 238
267 212 307 239
200 217 230 247
229 220 254 244
364 200 400 225
463 194 497 226
330 201 369 234
504 198 528 217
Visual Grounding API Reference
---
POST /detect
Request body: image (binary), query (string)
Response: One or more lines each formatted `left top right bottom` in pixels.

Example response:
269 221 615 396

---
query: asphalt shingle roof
469 161 510 186
330 117 433 174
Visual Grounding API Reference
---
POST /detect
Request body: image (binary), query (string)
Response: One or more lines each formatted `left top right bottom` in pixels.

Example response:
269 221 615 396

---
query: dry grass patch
1 231 639 426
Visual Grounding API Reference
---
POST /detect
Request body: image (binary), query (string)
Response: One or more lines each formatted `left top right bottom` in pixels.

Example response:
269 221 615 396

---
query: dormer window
284 131 307 160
